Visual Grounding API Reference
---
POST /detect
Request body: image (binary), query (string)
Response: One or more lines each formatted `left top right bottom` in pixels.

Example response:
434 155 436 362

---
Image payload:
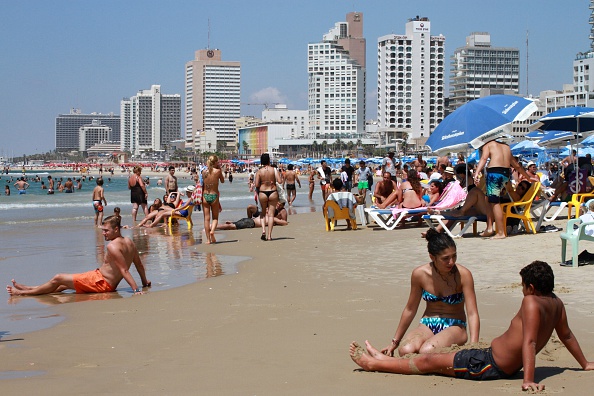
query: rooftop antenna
207 18 211 49
526 30 529 96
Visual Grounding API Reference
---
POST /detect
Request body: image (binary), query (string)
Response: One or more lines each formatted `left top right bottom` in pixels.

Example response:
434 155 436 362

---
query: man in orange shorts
6 215 151 296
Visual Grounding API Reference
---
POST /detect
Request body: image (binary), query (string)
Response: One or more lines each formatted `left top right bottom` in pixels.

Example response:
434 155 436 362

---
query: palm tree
312 140 318 158
321 140 328 156
242 140 250 155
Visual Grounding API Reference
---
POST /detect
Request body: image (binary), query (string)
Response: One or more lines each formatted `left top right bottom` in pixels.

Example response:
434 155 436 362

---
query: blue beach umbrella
537 130 579 147
530 106 594 134
426 95 538 154
525 130 545 140
510 140 543 154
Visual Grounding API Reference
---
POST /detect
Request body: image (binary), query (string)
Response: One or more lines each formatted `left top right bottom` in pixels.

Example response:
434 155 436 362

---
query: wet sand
1 208 594 394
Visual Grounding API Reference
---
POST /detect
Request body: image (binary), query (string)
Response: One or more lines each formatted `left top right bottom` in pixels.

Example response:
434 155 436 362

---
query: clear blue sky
0 0 590 156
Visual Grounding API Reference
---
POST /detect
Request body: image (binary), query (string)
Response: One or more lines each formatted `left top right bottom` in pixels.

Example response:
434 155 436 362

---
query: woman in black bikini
255 153 281 241
128 165 149 222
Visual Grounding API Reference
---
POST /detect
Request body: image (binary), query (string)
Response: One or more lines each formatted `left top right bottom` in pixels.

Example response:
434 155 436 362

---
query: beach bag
277 182 287 204
367 173 373 189
568 169 588 194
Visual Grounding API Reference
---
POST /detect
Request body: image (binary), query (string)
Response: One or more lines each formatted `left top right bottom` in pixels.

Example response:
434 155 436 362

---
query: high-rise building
185 49 241 148
450 32 520 110
55 109 120 151
120 85 181 155
377 16 446 143
79 120 112 152
307 12 366 139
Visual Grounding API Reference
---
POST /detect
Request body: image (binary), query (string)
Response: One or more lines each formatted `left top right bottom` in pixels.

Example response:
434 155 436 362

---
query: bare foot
210 231 217 244
6 285 24 296
490 233 507 240
349 341 375 371
365 340 391 361
11 279 32 291
479 230 495 238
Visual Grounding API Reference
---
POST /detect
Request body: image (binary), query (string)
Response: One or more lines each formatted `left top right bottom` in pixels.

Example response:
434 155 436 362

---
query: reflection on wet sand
8 290 125 306
204 252 224 279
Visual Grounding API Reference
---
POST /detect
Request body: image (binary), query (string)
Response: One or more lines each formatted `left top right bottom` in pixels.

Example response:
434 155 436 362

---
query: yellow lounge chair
501 182 541 236
168 205 194 229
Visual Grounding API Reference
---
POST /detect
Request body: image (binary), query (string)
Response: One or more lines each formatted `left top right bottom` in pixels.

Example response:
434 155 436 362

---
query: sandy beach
1 197 594 394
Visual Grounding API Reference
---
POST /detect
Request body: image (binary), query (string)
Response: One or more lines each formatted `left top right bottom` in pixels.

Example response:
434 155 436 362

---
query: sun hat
186 185 196 192
444 166 455 174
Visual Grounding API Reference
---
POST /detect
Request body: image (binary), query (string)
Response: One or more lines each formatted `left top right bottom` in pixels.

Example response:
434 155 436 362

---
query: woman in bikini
128 165 149 222
202 155 225 244
254 153 281 241
381 229 479 356
377 170 424 209
308 170 316 200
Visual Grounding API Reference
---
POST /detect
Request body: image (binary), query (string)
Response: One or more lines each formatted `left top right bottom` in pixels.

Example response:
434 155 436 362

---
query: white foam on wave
0 200 131 211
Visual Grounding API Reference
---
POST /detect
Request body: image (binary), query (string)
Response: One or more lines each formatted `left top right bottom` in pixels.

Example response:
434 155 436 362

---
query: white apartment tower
262 104 308 139
450 32 520 109
377 17 446 142
307 12 366 139
185 49 241 148
120 85 181 155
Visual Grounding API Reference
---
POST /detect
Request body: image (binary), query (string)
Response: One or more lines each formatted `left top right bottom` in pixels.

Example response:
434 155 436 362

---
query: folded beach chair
422 213 488 238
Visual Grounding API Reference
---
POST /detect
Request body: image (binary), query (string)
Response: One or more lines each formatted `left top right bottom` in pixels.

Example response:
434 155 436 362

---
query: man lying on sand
7 215 151 296
349 261 594 392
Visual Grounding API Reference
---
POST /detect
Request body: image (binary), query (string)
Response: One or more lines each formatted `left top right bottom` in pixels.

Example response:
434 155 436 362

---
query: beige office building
185 49 241 148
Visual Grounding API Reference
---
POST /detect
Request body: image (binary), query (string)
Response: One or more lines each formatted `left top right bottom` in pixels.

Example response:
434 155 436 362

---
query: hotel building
450 32 520 110
120 85 181 155
307 12 366 139
185 49 241 149
377 16 446 144
55 109 120 151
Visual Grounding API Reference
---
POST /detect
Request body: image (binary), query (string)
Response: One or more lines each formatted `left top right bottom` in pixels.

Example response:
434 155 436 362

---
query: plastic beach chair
323 200 357 231
168 205 194 229
560 218 594 268
500 182 541 236
422 214 488 238
365 207 427 230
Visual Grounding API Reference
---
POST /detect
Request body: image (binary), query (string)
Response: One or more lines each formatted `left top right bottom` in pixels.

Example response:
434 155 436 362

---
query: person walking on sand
128 165 149 222
349 261 594 392
202 155 225 244
92 177 108 227
255 153 282 241
284 164 301 206
6 215 151 296
473 140 531 239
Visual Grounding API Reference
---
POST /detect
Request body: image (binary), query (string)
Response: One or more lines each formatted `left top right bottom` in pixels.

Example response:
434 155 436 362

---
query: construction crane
240 102 280 109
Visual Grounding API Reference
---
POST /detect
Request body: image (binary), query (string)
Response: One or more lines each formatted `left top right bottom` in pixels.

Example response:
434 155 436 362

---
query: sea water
0 171 322 336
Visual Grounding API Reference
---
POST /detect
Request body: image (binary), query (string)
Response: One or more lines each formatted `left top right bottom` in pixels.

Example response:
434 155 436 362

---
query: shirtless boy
92 177 108 227
473 140 531 239
165 166 178 195
350 261 594 392
7 215 151 296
